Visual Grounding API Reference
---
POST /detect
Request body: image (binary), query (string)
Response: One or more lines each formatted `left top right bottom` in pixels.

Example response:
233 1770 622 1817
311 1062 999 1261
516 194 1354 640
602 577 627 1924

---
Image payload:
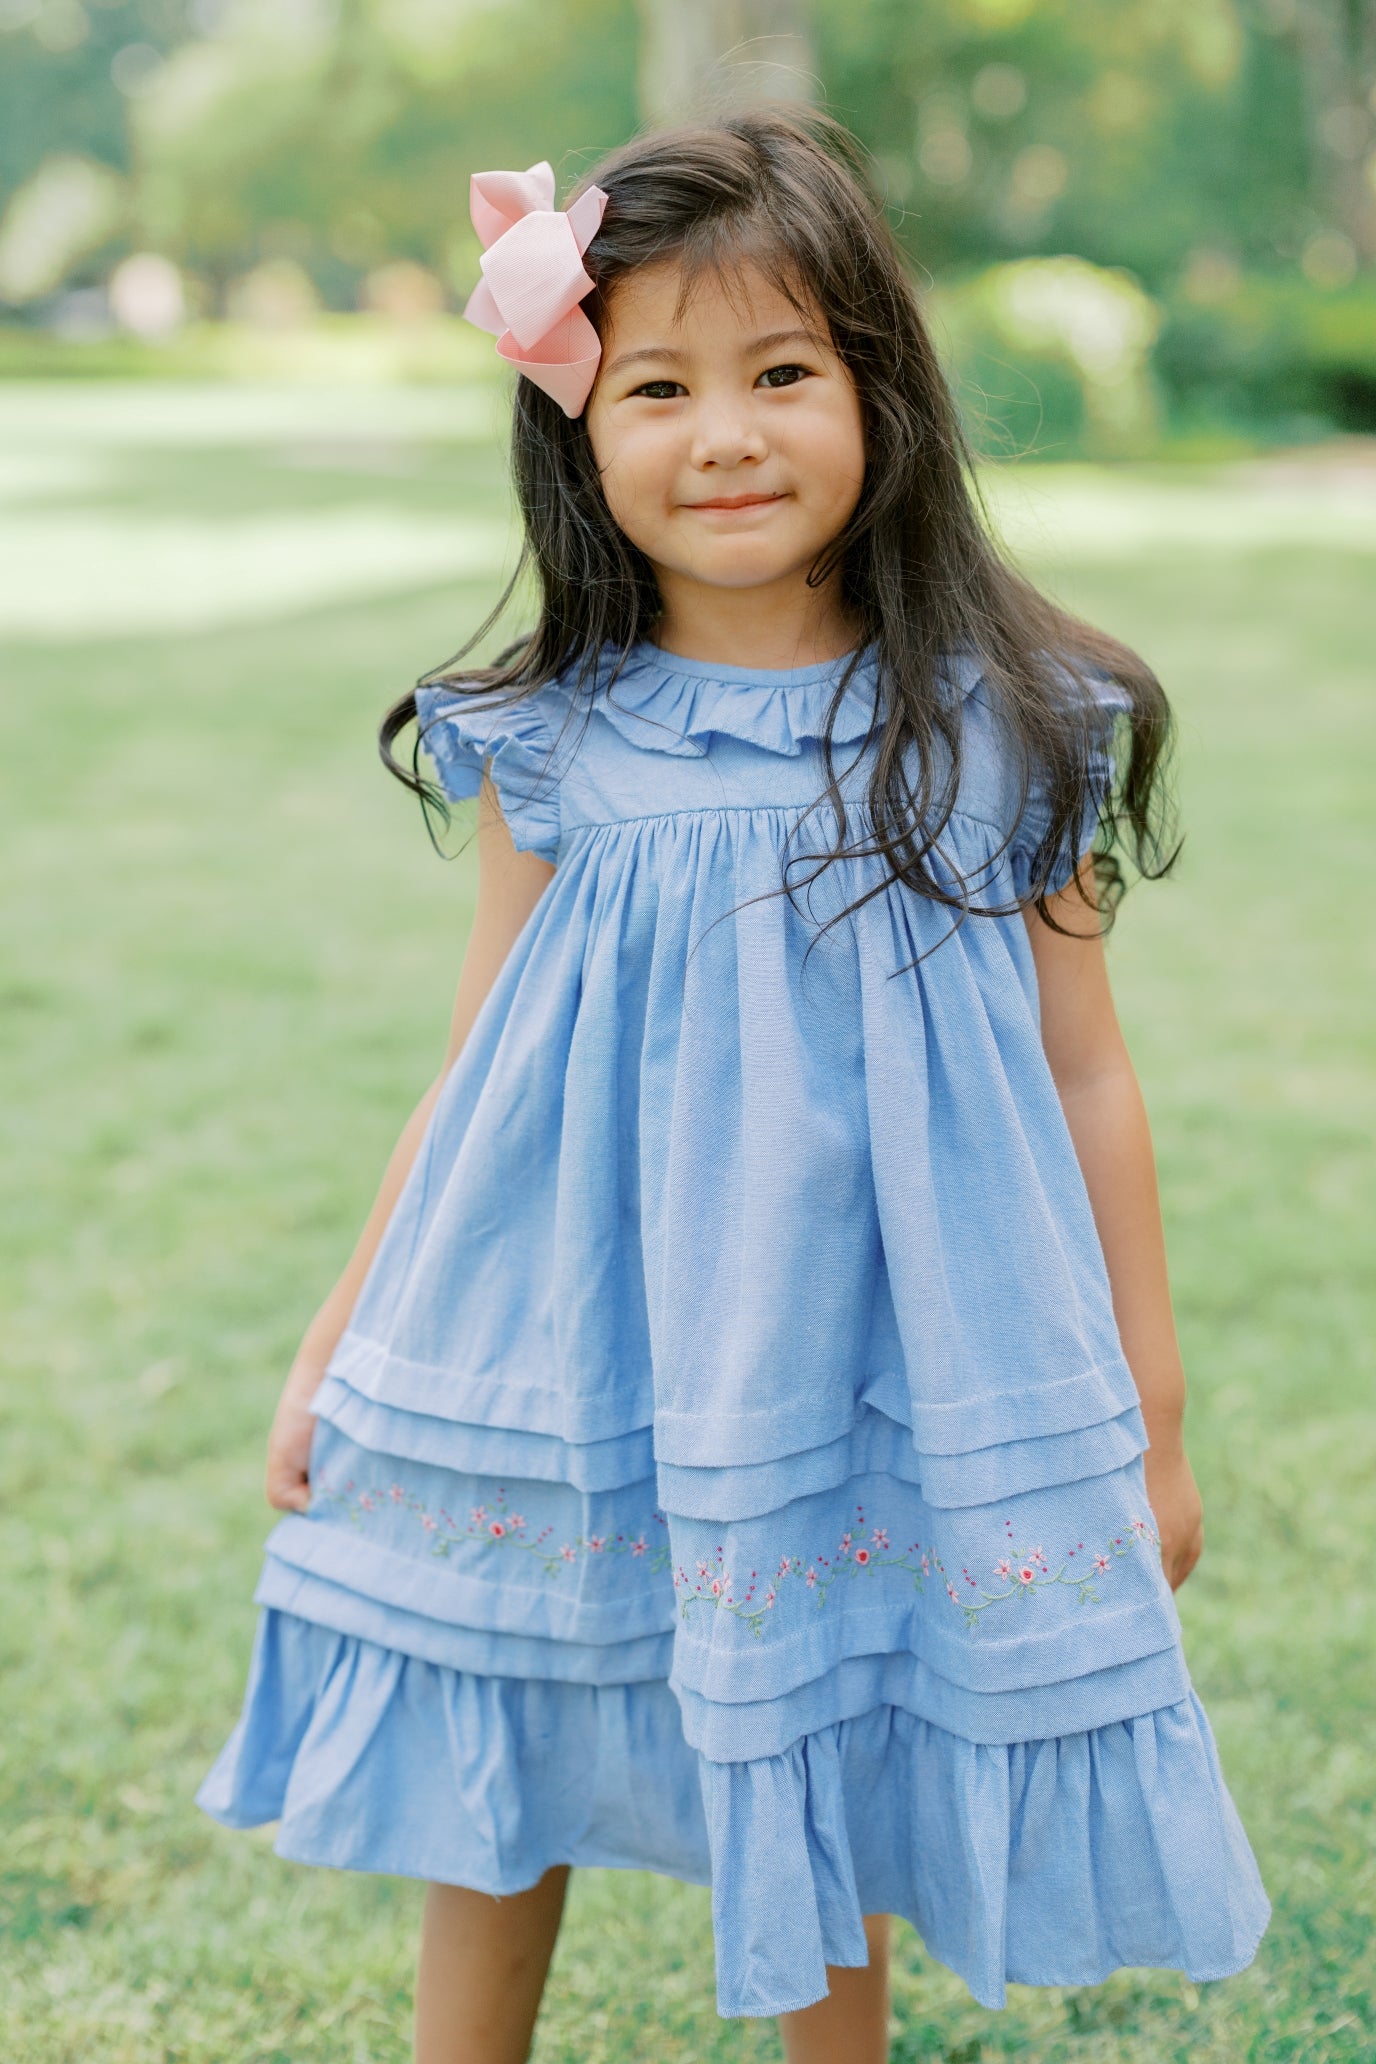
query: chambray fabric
198 641 1270 2017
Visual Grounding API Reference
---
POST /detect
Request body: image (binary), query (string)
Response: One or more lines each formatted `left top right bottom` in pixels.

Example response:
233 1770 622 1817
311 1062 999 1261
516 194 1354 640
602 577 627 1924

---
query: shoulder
940 652 1130 899
416 674 577 863
948 652 1127 798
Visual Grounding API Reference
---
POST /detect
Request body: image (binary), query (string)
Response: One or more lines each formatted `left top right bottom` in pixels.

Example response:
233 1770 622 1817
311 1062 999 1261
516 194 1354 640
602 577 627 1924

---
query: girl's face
584 257 866 606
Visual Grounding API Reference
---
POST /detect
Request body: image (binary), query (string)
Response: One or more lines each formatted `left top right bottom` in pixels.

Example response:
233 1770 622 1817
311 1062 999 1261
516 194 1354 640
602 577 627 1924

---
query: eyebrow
601 327 826 379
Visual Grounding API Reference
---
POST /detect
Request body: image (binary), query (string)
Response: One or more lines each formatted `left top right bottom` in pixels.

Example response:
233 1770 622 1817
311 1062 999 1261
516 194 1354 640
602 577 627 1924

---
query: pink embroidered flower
1093 1554 1111 1573
389 1485 405 1503
588 1535 606 1553
697 1560 710 1580
921 1555 930 1576
359 1494 376 1511
631 1535 647 1555
421 1516 438 1533
806 1566 818 1587
1018 1566 1036 1585
839 1531 854 1555
764 1589 777 1608
947 1581 959 1603
509 1513 525 1529
470 1506 487 1524
560 1544 576 1561
488 1521 506 1537
994 1557 1012 1580
711 1578 724 1597
854 1547 871 1565
871 1528 890 1550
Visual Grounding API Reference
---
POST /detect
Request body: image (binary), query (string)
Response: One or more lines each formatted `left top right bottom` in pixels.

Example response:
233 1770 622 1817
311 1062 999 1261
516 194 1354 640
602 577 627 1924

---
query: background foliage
2 0 1375 450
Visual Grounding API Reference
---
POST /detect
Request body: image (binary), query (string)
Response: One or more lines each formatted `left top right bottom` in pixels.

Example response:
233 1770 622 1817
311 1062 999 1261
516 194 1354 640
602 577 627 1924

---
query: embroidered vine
313 1478 674 1578
311 1481 1160 1642
944 1512 1160 1631
672 1502 1161 1639
674 1501 929 1640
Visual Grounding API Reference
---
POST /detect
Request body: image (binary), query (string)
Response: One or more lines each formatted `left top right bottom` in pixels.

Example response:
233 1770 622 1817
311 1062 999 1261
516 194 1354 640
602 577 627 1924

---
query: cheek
588 426 675 538
824 410 868 504
785 400 866 513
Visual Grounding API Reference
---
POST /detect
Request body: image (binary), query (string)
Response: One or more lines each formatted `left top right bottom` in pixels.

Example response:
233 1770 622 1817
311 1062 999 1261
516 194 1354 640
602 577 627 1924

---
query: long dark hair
381 108 1178 937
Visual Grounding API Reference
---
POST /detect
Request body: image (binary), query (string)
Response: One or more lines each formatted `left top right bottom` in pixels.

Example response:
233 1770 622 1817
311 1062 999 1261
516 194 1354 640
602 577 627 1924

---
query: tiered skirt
198 1364 1270 2018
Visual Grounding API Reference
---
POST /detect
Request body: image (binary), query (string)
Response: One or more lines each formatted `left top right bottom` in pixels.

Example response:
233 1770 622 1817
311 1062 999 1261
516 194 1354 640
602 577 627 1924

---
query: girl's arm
265 776 557 1512
1022 860 1204 1591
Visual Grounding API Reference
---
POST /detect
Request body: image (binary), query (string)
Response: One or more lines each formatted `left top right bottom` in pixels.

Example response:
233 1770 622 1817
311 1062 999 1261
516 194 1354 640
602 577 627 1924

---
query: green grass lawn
1 386 1372 2062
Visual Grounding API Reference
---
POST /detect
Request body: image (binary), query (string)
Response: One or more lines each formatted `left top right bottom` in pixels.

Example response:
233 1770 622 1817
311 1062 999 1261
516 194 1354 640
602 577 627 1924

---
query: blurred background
3 0 1376 449
2 4 1373 2062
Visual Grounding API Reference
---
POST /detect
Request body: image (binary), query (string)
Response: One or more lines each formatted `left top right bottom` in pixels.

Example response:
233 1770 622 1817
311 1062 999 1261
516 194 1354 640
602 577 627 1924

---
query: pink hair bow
462 161 609 417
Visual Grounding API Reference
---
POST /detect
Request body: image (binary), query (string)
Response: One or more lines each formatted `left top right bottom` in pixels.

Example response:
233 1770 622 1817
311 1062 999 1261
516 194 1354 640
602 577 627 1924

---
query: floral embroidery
313 1478 674 1578
674 1501 929 1640
312 1480 1159 1641
949 1513 1161 1629
673 1502 1161 1640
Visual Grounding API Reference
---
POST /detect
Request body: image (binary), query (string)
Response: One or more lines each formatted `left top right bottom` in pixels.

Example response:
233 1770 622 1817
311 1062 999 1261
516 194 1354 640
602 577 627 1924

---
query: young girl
198 111 1270 2063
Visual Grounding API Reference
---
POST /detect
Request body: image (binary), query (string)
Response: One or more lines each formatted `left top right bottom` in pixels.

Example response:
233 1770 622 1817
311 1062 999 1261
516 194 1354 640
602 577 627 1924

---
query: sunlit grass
1 387 1371 2060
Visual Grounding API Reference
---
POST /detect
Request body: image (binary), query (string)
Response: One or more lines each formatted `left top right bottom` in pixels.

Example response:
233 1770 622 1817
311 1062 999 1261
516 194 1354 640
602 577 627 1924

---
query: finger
266 1468 311 1512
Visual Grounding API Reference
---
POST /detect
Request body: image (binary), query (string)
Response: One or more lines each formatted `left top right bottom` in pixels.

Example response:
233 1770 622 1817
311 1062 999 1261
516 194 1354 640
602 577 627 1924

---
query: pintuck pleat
200 642 1269 2018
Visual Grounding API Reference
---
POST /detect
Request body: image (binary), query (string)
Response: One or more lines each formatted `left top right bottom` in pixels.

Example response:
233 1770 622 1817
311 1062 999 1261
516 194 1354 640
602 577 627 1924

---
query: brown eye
633 381 684 400
759 364 809 389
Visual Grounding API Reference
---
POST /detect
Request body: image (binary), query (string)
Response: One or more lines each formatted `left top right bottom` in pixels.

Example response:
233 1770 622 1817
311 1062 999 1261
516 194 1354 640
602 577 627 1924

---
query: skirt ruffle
197 1607 1269 2019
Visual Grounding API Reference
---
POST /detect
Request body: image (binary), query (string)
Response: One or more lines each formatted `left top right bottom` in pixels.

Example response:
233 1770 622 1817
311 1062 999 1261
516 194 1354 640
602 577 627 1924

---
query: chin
691 548 807 586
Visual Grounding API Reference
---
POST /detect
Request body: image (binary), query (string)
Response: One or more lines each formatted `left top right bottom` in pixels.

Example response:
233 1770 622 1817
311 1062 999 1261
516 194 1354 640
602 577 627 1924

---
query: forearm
1025 880 1202 1582
1055 1056 1187 1452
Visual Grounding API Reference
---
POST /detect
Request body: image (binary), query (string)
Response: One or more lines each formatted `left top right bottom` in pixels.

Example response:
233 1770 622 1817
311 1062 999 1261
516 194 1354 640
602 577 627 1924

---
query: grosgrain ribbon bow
462 161 609 417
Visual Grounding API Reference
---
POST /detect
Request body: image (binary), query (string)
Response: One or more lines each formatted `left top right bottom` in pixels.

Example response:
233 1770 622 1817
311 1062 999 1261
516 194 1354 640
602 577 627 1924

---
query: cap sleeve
1006 675 1128 901
414 683 562 864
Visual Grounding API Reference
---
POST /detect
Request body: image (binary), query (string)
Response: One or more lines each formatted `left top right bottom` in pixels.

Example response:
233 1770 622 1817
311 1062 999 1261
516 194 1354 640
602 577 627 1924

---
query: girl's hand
265 1360 322 1513
1142 1440 1204 1591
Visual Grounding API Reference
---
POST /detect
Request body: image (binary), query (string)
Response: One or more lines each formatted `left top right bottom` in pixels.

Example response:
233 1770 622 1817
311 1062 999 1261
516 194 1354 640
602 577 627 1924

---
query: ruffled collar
579 640 985 760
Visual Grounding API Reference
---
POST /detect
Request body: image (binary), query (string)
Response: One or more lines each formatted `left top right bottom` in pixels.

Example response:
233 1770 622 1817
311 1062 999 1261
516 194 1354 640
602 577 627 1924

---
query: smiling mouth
686 492 787 510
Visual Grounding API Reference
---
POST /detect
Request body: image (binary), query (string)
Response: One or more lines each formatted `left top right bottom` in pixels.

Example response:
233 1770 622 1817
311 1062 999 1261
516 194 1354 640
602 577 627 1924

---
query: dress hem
196 1607 1271 2021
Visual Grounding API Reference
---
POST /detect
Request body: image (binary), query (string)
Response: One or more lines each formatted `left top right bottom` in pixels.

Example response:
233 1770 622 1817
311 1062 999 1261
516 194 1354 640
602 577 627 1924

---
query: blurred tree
1285 0 1376 264
1 0 1373 318
636 0 817 123
0 2 147 201
0 0 641 311
812 0 1348 289
124 0 641 308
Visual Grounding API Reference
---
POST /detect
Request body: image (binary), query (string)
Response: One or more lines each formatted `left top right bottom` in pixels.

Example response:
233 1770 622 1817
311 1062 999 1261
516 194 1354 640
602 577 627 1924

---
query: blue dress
198 639 1270 2018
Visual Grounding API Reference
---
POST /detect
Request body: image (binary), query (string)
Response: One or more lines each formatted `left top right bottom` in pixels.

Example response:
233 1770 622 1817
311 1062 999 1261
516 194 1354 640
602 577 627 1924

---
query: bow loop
469 162 557 247
461 160 609 417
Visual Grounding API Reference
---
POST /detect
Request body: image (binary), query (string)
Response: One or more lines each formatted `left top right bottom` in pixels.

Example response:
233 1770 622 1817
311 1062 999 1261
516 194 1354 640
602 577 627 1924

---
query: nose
687 391 769 472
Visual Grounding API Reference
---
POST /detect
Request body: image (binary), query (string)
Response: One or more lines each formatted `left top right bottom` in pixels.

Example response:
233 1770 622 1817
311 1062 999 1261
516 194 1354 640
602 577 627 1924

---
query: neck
649 567 860 671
